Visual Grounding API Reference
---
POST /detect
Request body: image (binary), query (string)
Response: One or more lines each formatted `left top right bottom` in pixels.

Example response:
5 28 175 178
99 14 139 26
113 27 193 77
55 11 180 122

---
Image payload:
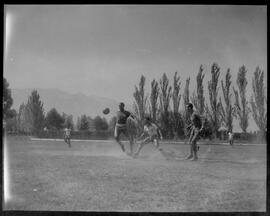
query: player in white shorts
64 128 71 147
228 131 234 146
133 117 163 158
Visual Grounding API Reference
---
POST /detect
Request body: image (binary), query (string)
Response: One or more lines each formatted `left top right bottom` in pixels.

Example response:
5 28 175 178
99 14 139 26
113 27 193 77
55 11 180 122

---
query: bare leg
190 129 200 161
185 129 194 160
114 127 125 152
133 143 144 158
115 137 125 152
124 131 134 156
153 139 162 151
128 136 134 156
185 144 194 160
67 137 71 147
191 141 198 161
133 137 150 158
64 136 71 147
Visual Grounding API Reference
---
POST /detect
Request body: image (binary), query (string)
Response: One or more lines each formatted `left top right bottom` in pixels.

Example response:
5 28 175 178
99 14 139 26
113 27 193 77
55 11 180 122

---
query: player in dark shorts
185 103 205 161
114 102 137 155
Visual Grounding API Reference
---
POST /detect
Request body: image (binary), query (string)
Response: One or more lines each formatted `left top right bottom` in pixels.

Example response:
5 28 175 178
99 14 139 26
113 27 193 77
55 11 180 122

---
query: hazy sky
4 5 267 105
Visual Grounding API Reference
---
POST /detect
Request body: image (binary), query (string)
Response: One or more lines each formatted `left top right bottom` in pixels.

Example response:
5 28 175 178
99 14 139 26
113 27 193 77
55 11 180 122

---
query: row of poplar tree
132 63 267 139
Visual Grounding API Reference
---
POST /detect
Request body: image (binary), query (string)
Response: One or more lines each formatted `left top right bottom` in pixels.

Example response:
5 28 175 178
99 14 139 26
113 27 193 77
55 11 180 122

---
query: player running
133 117 163 158
114 102 137 155
185 103 205 161
64 128 71 147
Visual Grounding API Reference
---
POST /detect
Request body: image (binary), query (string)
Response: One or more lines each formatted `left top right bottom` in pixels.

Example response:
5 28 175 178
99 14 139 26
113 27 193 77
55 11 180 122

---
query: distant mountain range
11 88 132 121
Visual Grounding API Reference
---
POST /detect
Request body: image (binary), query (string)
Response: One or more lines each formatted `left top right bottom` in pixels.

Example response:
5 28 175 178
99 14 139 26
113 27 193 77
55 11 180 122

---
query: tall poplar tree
250 67 267 135
233 65 250 133
206 63 221 138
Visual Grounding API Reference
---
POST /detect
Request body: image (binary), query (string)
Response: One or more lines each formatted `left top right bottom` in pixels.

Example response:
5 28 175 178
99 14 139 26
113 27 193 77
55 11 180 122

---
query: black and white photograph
3 5 267 212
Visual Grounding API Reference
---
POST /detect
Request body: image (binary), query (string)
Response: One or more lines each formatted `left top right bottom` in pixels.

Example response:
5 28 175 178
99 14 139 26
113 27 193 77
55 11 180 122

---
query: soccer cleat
190 157 198 161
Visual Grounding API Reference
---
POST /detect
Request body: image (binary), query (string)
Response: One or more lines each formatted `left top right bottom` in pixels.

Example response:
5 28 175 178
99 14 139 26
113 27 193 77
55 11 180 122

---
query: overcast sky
4 5 267 105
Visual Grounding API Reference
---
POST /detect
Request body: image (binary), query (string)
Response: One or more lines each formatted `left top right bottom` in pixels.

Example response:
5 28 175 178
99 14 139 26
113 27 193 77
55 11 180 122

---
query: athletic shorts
190 127 201 143
114 125 128 138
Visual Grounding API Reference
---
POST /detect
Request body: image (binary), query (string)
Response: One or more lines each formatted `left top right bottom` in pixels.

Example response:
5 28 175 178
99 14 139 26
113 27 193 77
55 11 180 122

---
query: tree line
132 63 267 140
3 85 110 134
3 62 267 141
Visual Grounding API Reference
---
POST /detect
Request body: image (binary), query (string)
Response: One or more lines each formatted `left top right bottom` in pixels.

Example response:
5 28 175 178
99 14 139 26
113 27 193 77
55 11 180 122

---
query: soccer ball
103 108 110 115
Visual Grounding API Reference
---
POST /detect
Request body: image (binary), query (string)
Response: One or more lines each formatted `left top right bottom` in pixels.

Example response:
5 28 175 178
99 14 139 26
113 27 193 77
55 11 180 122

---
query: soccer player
228 131 234 146
185 103 205 161
114 102 137 155
64 127 71 147
133 117 163 158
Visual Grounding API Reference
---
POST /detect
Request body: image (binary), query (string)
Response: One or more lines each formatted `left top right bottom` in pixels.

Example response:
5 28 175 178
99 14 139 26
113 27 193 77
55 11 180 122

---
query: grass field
3 135 266 212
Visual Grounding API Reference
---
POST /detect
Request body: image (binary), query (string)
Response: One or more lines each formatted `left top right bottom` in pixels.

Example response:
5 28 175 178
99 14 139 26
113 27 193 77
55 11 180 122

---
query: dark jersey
116 110 131 125
190 112 203 129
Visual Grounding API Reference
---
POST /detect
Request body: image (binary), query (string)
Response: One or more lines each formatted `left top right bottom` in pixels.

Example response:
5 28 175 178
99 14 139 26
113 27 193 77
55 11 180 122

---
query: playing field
3 135 266 212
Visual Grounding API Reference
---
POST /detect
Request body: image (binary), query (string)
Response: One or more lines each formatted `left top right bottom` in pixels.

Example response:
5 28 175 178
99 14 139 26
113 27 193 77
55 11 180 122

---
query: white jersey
144 123 159 137
228 132 233 140
64 129 71 136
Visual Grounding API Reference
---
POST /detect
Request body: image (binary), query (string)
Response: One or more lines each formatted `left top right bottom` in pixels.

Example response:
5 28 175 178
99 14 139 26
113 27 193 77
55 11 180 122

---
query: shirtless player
185 103 205 161
114 102 137 155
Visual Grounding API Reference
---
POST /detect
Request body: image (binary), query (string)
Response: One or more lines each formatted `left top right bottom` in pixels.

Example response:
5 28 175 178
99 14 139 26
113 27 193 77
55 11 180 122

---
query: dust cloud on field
31 139 186 161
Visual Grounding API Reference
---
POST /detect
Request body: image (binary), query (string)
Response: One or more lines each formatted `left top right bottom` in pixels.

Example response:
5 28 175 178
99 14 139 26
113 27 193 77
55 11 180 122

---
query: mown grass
3 135 266 212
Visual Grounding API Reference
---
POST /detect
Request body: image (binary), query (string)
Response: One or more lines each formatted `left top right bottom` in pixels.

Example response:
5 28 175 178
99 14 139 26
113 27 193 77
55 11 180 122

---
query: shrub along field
4 135 266 212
